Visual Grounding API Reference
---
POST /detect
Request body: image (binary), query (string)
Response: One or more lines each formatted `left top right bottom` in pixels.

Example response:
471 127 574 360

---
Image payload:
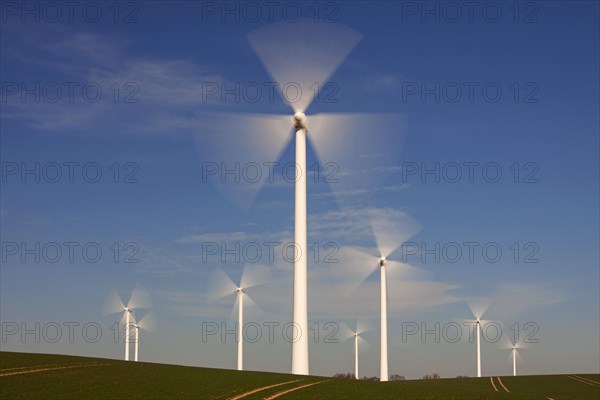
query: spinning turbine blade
339 320 373 341
103 288 125 315
338 323 358 342
240 263 272 291
226 290 262 323
136 311 157 333
247 20 363 113
308 113 408 205
193 113 293 210
127 285 152 310
368 208 422 259
330 246 380 296
498 336 530 350
356 320 374 336
467 297 491 321
385 260 430 282
206 266 239 301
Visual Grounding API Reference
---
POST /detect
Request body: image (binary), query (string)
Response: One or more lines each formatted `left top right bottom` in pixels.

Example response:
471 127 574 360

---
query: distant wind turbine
207 265 268 371
340 321 372 380
459 298 494 378
104 286 152 361
499 337 529 376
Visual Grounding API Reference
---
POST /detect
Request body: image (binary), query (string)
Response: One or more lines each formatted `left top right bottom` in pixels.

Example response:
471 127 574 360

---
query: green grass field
1 352 598 399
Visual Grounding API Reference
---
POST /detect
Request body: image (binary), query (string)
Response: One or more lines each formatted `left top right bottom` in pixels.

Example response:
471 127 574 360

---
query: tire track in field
572 375 600 386
568 375 600 387
0 363 108 377
489 377 509 393
263 380 328 400
226 380 302 400
0 364 64 372
489 377 498 392
496 377 510 392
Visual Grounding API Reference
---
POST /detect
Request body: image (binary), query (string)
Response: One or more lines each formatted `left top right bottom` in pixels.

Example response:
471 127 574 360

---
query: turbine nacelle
379 257 386 267
293 112 307 129
237 287 246 294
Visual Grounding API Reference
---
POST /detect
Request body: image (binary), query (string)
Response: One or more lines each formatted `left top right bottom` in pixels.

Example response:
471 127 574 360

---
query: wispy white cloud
16 215 49 227
486 282 566 320
2 26 225 134
358 73 406 92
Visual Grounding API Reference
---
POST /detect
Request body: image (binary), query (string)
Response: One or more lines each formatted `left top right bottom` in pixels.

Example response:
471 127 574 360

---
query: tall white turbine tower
123 306 132 361
511 345 516 376
292 111 308 374
354 333 359 379
476 319 481 377
236 287 245 371
196 20 411 375
379 257 388 381
133 311 156 362
104 286 152 361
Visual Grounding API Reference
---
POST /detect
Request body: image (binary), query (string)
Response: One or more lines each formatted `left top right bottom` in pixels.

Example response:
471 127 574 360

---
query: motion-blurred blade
243 292 263 314
206 266 238 301
368 208 422 259
498 336 531 350
356 320 374 336
338 321 370 346
127 285 152 310
103 288 125 315
227 292 264 322
247 20 363 113
137 311 157 333
240 263 272 290
338 322 356 342
504 348 524 363
308 113 408 206
498 336 515 350
357 336 370 353
193 112 293 210
515 349 524 363
467 297 491 321
385 260 430 282
516 341 530 350
328 246 379 296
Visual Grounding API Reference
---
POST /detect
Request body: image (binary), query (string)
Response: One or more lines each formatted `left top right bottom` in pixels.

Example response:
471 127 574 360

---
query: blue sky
1 1 598 379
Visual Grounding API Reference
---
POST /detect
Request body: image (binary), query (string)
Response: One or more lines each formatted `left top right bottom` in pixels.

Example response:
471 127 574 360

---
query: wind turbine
460 298 493 378
332 210 424 382
207 264 268 371
195 20 409 376
340 321 372 380
499 337 529 376
104 286 152 361
133 310 157 362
